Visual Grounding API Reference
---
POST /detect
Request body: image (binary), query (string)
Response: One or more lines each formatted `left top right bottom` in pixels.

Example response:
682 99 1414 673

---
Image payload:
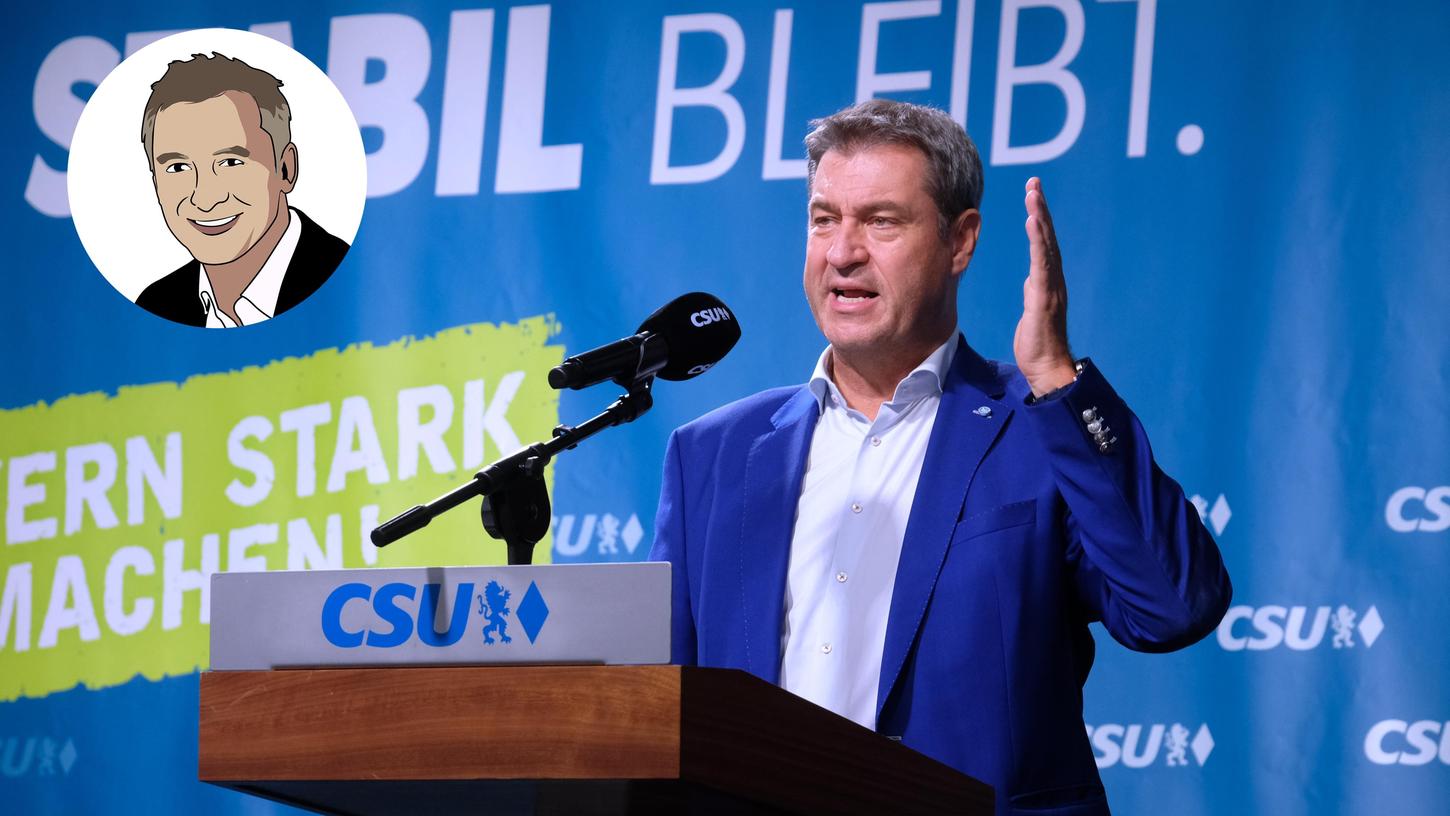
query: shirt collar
196 207 301 328
807 334 959 414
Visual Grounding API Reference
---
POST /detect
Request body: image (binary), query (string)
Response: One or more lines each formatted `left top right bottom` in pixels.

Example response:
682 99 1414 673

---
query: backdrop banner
2 2 1447 814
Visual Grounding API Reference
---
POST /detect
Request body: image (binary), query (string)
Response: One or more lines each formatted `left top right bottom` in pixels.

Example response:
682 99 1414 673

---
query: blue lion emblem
477 581 513 645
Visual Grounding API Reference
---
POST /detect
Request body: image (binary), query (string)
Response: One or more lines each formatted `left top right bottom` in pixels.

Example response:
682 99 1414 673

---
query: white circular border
69 28 367 303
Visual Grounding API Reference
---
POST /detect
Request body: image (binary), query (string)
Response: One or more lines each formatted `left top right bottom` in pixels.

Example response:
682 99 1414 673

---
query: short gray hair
142 52 290 170
805 99 984 238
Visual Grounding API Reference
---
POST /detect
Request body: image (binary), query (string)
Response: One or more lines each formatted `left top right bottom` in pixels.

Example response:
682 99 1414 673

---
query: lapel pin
973 405 992 418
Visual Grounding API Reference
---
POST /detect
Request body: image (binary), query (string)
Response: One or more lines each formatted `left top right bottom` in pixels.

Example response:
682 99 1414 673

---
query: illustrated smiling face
150 90 294 266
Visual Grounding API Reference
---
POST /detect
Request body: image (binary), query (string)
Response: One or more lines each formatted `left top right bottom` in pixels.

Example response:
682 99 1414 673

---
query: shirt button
821 643 832 654
836 571 848 583
871 436 882 447
850 502 862 514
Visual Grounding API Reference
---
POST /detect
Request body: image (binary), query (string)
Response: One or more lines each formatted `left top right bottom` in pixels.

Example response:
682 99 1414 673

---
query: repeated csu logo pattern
320 579 550 649
1216 604 1384 651
1364 720 1450 765
1385 486 1450 533
1097 490 1444 776
0 737 78 779
1087 723 1215 769
552 512 645 558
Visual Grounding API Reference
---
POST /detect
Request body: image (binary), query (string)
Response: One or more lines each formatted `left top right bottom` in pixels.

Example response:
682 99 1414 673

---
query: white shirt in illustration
196 208 301 329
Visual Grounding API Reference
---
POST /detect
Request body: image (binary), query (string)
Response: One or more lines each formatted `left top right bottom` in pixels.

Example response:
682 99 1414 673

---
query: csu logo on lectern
320 579 550 648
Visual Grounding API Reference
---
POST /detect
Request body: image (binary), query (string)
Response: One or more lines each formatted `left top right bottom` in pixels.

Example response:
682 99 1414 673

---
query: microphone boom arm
370 379 655 562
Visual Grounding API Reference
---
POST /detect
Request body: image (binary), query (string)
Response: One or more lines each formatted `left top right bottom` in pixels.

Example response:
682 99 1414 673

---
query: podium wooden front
199 665 993 815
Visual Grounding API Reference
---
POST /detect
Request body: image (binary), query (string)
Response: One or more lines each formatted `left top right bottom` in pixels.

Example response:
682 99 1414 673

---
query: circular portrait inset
69 28 366 328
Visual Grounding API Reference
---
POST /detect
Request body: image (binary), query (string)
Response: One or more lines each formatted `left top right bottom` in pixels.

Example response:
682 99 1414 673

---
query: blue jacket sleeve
1022 360 1232 652
647 429 698 665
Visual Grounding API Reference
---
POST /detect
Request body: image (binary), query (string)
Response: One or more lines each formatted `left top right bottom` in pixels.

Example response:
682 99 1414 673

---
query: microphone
548 292 741 390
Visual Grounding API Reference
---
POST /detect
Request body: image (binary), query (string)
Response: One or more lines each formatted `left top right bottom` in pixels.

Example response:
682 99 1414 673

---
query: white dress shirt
197 208 301 328
779 336 958 729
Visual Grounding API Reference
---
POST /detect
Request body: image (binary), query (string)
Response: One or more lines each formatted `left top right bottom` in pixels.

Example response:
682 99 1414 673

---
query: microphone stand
370 378 655 565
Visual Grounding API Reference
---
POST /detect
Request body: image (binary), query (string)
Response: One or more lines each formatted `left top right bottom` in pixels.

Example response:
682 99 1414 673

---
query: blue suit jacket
649 339 1232 816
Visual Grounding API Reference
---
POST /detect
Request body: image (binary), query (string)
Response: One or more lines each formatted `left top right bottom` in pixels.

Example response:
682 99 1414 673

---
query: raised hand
1013 177 1078 397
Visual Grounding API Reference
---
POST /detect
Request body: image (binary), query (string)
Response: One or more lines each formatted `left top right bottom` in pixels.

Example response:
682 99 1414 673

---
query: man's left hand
1014 177 1078 398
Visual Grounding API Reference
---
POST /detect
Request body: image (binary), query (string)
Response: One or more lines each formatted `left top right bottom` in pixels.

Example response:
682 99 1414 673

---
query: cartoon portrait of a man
134 52 348 328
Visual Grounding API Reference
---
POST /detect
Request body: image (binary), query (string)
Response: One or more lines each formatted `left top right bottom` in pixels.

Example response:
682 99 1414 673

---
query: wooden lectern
199 665 994 815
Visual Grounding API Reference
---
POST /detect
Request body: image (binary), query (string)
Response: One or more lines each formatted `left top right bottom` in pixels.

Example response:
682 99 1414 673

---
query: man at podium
649 99 1231 815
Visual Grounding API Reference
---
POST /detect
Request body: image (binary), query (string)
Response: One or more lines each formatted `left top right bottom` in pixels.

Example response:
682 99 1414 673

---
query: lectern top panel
209 563 671 670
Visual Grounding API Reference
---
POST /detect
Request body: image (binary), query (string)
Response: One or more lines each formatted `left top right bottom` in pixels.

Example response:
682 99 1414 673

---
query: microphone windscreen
636 292 741 381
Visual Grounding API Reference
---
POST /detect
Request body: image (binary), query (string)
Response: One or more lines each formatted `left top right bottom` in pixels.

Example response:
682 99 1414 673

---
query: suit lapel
737 388 819 683
876 339 1013 721
275 210 318 316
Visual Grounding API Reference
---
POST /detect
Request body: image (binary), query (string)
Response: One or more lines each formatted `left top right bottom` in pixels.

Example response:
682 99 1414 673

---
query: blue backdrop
2 1 1448 814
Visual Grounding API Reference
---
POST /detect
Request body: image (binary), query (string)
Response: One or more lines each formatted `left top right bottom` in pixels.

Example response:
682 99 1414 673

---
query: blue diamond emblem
516 581 549 644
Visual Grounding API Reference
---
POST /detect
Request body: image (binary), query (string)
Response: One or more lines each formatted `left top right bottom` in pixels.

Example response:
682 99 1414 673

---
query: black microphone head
637 292 741 381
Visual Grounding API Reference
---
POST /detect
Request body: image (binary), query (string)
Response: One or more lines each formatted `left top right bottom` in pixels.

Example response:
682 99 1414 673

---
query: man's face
804 144 978 364
151 91 289 266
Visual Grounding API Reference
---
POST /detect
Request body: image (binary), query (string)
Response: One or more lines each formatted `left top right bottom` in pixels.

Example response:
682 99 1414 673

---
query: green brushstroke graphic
0 317 562 701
